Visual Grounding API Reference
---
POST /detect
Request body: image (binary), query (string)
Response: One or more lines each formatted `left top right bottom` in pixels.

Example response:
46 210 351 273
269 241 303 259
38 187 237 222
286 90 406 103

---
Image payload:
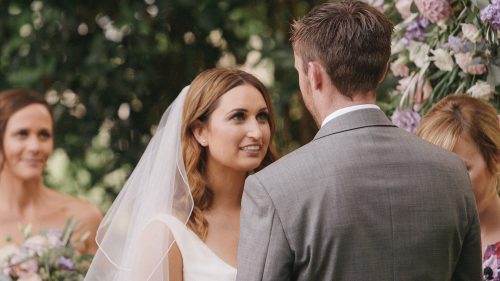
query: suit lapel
313 108 397 141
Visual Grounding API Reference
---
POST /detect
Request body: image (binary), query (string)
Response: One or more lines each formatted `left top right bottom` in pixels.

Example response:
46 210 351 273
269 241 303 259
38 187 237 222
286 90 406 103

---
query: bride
84 68 277 281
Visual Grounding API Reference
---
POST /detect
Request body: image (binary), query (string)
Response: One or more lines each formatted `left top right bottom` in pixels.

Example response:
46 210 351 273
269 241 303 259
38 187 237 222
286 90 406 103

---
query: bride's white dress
156 215 237 281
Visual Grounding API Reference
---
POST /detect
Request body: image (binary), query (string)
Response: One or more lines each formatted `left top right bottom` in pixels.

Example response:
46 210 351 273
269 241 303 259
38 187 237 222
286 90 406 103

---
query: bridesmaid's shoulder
46 187 102 226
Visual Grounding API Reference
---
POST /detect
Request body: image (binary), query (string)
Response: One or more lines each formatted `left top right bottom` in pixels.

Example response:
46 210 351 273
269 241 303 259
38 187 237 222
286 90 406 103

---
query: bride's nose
246 119 263 140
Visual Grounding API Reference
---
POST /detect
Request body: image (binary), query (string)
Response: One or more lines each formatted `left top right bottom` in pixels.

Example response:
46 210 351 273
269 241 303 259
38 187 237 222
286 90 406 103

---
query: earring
201 139 207 146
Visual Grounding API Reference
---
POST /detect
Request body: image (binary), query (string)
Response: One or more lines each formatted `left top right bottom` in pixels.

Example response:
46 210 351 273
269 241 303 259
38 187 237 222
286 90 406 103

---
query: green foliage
0 0 323 210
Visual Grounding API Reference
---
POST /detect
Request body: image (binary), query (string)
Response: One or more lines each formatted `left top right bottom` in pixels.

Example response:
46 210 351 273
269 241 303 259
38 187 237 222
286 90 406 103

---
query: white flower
363 0 384 12
396 76 414 93
431 48 454 71
391 39 406 55
18 274 42 281
467 80 494 100
408 42 430 68
24 235 49 256
0 244 19 263
461 23 481 43
396 0 413 19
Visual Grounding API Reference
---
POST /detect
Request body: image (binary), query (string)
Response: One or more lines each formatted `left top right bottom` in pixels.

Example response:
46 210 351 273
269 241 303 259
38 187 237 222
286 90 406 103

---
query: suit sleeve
452 195 482 281
236 175 293 281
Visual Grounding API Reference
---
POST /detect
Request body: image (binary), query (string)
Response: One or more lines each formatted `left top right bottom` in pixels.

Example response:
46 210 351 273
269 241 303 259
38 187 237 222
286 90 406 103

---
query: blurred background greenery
1 0 497 211
0 0 327 210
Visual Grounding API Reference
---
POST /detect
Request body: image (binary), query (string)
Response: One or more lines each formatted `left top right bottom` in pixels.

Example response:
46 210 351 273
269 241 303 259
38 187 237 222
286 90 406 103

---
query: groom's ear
307 61 323 92
191 120 208 147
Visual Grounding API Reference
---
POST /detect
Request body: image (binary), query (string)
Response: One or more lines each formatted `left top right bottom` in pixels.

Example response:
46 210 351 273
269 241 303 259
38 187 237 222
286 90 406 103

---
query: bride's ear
191 121 208 147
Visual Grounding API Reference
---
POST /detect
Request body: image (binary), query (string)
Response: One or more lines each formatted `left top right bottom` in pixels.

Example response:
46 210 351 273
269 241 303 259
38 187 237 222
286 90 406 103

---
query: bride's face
199 84 271 173
1 104 54 181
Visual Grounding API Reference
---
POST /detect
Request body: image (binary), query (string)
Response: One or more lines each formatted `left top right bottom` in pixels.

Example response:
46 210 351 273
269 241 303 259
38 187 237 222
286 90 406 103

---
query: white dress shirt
321 104 381 128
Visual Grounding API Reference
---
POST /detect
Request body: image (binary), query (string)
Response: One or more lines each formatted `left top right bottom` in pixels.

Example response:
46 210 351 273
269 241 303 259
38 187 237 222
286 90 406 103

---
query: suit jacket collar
314 108 396 141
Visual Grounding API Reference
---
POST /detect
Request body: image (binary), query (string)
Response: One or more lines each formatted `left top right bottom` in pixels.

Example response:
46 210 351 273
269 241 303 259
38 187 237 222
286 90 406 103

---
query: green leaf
487 63 500 86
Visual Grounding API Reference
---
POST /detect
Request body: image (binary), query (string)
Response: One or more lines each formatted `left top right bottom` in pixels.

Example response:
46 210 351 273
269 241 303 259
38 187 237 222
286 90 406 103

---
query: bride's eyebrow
227 108 247 114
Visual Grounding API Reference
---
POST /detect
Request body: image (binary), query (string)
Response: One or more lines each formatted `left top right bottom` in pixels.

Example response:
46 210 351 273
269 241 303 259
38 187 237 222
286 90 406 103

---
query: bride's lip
21 159 45 165
239 144 263 153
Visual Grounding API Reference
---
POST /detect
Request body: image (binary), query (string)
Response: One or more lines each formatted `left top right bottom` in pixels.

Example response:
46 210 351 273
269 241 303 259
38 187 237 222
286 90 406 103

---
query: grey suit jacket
237 108 481 281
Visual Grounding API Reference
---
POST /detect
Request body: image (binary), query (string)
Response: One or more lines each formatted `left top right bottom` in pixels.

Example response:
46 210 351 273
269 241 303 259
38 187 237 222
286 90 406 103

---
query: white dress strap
150 214 237 281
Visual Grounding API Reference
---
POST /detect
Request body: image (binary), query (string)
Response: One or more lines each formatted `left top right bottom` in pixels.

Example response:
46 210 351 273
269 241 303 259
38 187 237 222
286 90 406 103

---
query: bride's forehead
215 85 266 108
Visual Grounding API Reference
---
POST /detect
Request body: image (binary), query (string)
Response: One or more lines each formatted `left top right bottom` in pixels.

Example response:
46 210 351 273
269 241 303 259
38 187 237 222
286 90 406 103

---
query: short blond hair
417 95 500 177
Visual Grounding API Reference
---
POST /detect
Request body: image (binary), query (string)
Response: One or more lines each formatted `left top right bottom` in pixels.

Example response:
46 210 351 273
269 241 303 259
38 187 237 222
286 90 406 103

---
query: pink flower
390 62 410 77
396 76 414 93
8 254 38 278
454 52 473 72
461 23 481 43
414 0 452 23
466 64 487 75
413 78 432 111
454 52 487 75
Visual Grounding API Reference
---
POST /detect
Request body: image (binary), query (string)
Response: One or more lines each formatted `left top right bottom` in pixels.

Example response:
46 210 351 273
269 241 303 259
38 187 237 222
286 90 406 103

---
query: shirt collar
321 104 381 127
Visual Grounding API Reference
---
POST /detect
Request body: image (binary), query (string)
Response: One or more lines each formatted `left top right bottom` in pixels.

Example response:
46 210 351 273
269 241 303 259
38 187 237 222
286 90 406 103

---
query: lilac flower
442 36 470 53
59 257 75 271
46 229 64 249
480 0 500 30
391 108 421 133
400 37 410 46
404 17 429 42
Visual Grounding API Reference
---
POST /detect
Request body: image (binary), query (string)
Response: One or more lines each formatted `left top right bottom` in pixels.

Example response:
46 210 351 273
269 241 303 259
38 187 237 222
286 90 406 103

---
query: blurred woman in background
0 88 102 254
417 95 500 280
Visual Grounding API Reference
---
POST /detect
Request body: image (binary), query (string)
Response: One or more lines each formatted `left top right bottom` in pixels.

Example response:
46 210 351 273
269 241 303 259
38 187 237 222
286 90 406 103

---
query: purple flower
59 257 75 271
442 35 470 53
391 108 421 133
404 17 429 42
480 0 500 30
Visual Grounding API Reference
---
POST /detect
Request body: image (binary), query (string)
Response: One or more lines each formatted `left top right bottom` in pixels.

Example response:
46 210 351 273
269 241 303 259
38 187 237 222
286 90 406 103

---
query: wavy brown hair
181 68 277 239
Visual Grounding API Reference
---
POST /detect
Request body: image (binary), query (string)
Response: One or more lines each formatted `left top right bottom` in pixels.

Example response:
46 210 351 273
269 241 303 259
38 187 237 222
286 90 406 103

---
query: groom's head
290 0 393 99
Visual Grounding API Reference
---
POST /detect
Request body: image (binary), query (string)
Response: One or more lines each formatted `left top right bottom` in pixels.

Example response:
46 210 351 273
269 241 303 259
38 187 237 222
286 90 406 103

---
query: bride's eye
230 112 245 121
256 111 269 122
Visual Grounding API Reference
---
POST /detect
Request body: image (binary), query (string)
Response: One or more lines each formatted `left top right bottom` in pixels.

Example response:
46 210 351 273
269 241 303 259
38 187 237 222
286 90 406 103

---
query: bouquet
0 219 92 281
385 0 500 132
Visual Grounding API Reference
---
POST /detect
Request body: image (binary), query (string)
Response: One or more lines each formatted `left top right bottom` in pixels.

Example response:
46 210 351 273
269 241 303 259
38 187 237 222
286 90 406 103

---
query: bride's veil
84 86 194 281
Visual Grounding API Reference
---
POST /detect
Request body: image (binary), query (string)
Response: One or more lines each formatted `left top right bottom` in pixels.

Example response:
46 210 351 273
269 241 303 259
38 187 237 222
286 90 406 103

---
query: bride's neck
0 170 45 215
205 163 246 211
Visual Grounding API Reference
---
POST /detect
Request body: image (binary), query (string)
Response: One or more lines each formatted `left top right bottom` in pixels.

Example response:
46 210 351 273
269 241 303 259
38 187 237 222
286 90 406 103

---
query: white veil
84 86 194 281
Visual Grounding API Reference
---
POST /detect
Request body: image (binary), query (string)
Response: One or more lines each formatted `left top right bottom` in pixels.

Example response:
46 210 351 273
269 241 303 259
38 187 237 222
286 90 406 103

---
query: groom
237 1 481 280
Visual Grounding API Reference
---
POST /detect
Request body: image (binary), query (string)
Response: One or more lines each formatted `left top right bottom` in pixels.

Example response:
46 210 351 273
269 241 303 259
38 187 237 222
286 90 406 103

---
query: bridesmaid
417 95 500 279
0 88 102 254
